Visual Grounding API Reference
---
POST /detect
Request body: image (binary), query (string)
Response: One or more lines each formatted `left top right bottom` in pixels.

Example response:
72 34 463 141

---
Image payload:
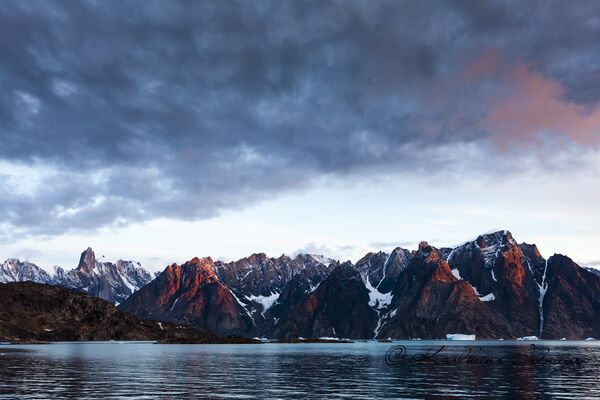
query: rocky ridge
120 231 600 340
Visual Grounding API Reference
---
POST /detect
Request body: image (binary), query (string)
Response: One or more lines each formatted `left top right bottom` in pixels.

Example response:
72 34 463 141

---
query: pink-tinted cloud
461 50 500 83
482 64 600 146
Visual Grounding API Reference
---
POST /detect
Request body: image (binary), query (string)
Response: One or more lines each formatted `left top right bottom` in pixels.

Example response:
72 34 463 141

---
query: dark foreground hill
0 281 252 343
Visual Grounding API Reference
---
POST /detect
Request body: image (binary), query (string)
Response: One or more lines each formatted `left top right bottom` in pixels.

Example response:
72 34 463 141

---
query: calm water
1 341 600 399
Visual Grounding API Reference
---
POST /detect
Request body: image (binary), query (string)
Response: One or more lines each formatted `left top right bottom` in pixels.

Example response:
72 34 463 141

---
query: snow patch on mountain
362 270 394 339
469 283 496 302
451 268 494 301
308 254 334 265
246 291 280 316
361 273 392 309
307 282 321 294
538 259 549 337
478 293 495 302
229 288 256 325
0 259 53 284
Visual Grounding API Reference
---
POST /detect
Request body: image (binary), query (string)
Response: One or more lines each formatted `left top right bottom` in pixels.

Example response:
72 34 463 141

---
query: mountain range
2 230 600 340
1 248 153 304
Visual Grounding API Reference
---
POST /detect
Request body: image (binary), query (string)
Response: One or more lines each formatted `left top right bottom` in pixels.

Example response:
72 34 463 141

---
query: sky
1 1 600 272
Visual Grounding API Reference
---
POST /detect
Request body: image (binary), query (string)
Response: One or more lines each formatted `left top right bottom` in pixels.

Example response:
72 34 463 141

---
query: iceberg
446 333 476 340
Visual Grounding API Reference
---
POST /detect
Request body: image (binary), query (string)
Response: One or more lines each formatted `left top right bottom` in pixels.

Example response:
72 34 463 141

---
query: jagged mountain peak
449 230 516 254
186 256 213 265
355 246 411 295
447 230 520 272
475 230 516 249
162 257 219 284
519 242 546 282
306 254 334 265
77 247 97 272
546 253 578 274
180 257 217 278
331 260 358 275
415 241 442 263
418 241 431 252
520 242 542 258
49 248 154 304
293 253 335 267
120 257 253 336
356 251 388 268
235 253 270 265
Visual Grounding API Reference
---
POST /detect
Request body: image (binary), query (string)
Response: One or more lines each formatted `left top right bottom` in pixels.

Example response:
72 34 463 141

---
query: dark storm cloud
1 0 599 238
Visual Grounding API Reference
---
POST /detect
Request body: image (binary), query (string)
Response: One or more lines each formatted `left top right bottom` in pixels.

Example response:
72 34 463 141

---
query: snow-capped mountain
1 248 153 304
121 230 600 340
266 261 378 339
214 253 333 325
0 259 53 284
120 253 335 336
441 231 541 336
4 230 600 340
120 257 255 336
53 248 153 304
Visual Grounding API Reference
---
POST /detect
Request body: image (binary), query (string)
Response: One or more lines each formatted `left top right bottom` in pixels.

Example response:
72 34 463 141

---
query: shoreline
2 338 599 345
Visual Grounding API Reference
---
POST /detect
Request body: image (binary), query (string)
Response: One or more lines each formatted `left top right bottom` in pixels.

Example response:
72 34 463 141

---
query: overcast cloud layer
1 0 600 239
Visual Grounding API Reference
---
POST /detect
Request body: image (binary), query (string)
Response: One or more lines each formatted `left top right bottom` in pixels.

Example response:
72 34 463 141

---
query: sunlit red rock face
445 231 542 338
117 231 600 339
376 242 511 339
119 257 254 336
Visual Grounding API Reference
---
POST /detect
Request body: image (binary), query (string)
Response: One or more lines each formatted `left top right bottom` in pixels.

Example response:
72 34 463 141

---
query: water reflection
1 341 599 399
